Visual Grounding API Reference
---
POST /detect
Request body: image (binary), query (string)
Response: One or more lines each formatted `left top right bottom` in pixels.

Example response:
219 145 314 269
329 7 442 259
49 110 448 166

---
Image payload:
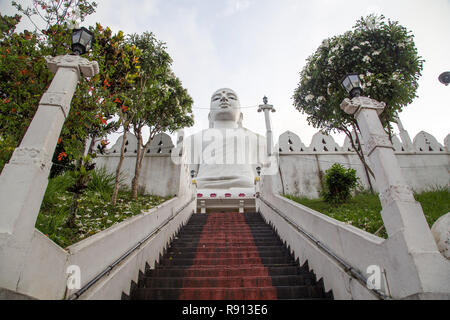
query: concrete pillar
258 98 276 156
0 54 99 292
395 113 414 152
340 96 450 299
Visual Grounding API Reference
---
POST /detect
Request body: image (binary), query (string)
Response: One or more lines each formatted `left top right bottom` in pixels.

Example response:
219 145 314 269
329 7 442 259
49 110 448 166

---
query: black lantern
256 166 261 176
71 27 94 55
438 71 450 86
190 170 196 178
341 73 362 98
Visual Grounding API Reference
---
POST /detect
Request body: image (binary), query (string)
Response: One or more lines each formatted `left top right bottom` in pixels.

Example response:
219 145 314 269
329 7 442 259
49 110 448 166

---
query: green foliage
285 187 450 239
36 174 172 248
87 167 121 201
0 14 53 172
42 171 76 209
321 163 359 204
293 14 424 136
125 32 194 198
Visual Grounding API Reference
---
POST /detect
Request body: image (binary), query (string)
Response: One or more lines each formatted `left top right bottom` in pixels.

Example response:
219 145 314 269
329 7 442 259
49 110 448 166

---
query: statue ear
208 113 213 128
238 112 243 128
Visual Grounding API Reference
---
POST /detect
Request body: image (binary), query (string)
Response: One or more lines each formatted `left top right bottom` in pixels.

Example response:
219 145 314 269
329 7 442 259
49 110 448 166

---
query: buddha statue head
208 88 243 128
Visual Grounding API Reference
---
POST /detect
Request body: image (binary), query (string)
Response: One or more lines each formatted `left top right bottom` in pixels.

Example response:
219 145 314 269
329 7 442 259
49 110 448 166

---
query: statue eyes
212 94 236 101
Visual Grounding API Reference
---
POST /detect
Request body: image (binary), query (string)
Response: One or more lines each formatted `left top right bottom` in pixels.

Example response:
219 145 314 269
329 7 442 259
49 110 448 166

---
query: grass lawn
284 188 450 239
36 169 172 248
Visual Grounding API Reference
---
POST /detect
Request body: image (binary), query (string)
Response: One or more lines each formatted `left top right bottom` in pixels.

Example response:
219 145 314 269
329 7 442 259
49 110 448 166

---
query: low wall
93 154 180 197
15 195 195 300
257 175 450 299
258 176 388 299
278 152 450 198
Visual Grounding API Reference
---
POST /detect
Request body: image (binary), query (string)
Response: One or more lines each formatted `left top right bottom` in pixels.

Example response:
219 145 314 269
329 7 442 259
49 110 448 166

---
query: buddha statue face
209 88 242 123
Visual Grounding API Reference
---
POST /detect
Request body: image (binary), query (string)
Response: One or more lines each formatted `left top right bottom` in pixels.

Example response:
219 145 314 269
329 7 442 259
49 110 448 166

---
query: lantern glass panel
72 29 82 45
341 77 352 93
80 30 92 48
349 74 361 89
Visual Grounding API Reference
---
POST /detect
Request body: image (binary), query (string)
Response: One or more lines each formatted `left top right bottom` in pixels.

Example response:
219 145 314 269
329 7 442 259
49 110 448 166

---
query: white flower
321 39 330 48
317 96 326 103
360 41 370 46
305 94 315 102
103 212 108 216
106 220 112 224
372 50 381 56
351 46 360 51
398 43 405 48
114 214 119 218
366 82 372 87
363 55 372 63
366 71 373 77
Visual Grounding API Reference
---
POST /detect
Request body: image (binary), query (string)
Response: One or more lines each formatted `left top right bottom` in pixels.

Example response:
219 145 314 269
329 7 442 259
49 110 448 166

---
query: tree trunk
111 128 128 206
131 131 143 199
345 124 375 194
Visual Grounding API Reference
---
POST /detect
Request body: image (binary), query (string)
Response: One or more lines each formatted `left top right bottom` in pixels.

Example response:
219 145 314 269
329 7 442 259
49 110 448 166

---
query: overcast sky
2 0 449 147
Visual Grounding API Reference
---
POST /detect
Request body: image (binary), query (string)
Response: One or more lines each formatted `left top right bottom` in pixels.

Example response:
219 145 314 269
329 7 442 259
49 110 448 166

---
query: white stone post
395 112 414 152
0 55 99 292
258 98 276 156
341 96 450 299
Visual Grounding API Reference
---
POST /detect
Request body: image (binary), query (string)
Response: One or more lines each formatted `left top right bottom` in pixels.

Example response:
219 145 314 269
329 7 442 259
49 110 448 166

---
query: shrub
321 163 359 204
87 167 117 201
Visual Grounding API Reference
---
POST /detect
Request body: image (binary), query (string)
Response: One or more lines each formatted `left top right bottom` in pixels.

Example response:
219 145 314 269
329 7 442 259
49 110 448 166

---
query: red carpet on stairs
127 212 333 300
178 212 277 300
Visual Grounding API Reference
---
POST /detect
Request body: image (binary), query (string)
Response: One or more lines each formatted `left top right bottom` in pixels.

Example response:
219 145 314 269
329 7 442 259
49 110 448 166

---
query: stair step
167 245 286 253
142 274 317 288
147 265 307 278
165 250 288 259
132 285 326 300
159 257 292 266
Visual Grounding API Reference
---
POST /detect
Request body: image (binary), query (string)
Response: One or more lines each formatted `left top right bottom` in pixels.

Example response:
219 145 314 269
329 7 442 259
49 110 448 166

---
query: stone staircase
126 212 333 300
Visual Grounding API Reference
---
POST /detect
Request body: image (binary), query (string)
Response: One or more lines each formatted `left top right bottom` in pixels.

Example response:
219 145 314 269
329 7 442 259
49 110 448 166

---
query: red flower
57 152 67 161
114 98 122 103
20 69 28 75
97 115 107 125
57 138 62 145
11 108 17 113
103 79 110 87
120 105 129 112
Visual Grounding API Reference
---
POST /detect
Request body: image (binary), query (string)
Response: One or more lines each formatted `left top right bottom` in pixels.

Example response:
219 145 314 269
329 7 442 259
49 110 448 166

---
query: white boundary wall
257 175 450 300
14 195 195 300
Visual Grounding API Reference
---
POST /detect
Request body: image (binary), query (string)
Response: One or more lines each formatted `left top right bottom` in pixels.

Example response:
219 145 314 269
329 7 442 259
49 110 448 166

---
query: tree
126 33 194 199
2 1 140 221
293 14 424 191
0 14 52 173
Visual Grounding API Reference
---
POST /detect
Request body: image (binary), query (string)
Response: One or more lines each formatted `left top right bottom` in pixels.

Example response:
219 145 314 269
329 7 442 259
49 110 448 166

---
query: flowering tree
127 32 194 199
293 15 424 188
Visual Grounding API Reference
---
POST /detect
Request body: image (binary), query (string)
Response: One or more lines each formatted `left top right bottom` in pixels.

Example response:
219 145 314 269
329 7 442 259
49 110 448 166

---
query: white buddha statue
187 88 266 194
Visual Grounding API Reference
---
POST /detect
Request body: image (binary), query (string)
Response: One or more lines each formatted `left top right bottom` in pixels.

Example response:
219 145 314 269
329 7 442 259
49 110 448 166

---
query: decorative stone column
395 112 414 152
258 97 276 156
0 55 99 292
341 96 450 299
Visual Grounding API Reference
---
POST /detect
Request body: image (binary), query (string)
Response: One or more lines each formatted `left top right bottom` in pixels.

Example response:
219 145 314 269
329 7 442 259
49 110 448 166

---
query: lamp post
339 74 450 299
258 96 276 156
0 28 98 293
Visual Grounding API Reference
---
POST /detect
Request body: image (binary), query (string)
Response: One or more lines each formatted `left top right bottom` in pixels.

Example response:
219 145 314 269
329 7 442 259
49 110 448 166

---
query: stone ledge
0 287 37 300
